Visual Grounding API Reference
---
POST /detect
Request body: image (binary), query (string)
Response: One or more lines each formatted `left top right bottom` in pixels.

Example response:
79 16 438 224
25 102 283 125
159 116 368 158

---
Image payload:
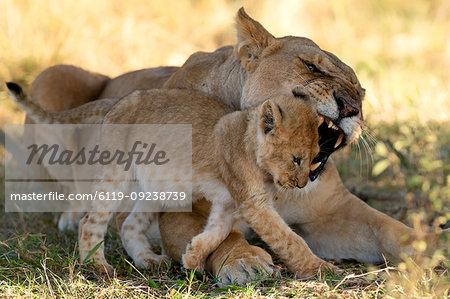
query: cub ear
260 100 283 135
235 7 275 71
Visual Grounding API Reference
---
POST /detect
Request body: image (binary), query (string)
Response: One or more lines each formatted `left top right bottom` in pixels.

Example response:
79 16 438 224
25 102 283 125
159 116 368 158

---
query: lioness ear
260 100 282 135
235 7 275 71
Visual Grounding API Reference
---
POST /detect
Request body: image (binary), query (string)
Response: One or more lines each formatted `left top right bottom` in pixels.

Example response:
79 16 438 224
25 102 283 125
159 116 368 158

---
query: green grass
0 218 393 298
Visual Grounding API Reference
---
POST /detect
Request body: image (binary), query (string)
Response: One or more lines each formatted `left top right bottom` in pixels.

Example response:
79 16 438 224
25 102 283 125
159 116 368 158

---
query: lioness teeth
328 120 334 128
331 124 339 130
334 132 344 148
310 162 321 171
318 115 324 126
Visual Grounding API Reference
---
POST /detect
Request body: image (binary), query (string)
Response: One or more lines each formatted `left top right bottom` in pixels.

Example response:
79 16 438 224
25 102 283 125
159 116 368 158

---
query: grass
0 0 449 297
0 207 398 298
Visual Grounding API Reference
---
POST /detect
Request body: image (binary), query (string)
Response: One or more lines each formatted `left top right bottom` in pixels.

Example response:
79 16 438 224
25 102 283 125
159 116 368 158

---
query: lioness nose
334 93 359 118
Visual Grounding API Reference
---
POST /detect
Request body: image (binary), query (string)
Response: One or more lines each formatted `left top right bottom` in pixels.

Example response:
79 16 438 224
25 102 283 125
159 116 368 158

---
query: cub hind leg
119 210 169 268
78 211 114 274
58 211 84 231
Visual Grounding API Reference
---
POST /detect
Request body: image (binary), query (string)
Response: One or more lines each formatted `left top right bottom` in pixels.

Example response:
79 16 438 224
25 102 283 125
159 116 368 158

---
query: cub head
256 94 319 189
236 8 365 180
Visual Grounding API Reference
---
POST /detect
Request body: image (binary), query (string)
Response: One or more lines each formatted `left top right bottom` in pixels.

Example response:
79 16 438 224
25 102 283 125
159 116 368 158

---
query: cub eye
305 62 320 73
293 156 302 165
292 86 307 99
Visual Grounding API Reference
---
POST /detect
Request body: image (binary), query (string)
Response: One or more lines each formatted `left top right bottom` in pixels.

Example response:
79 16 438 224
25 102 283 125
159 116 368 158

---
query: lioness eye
293 156 302 165
305 62 320 73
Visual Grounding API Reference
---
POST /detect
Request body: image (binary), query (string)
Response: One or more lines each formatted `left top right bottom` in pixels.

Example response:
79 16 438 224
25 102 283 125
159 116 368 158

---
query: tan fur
20 7 441 285
26 65 178 124
98 66 178 99
28 65 110 114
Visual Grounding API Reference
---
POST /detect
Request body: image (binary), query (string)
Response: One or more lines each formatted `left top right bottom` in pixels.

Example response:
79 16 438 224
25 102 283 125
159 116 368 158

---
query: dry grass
0 0 449 297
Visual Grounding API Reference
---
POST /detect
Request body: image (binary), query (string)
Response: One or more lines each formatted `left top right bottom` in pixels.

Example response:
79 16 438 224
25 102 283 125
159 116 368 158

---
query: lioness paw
216 256 280 286
318 261 343 275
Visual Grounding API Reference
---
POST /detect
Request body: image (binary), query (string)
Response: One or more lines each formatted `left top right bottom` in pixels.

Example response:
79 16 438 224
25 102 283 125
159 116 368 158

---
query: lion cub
179 94 327 274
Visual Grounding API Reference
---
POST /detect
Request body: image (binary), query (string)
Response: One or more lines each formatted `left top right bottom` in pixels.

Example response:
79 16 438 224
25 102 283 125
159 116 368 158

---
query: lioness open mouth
309 114 346 181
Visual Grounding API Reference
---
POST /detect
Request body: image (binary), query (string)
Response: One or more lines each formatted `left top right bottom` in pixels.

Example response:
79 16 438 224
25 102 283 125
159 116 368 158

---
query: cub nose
296 177 308 189
296 182 307 189
334 92 359 118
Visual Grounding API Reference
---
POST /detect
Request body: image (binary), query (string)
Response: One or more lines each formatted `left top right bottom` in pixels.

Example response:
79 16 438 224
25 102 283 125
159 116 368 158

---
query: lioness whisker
292 69 310 86
361 135 374 160
361 127 378 144
356 141 363 177
359 135 372 178
277 70 307 87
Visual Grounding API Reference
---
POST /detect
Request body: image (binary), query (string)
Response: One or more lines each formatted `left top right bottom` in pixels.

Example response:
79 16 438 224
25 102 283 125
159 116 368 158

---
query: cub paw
294 260 342 279
57 212 83 232
182 249 206 273
134 252 170 269
93 263 114 277
319 261 342 275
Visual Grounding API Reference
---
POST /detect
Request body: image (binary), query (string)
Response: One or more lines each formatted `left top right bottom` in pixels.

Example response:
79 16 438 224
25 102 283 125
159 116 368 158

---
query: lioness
23 8 440 284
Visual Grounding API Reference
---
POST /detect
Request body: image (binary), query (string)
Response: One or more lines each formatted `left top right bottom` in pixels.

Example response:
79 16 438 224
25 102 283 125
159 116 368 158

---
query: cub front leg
182 190 235 272
241 195 338 278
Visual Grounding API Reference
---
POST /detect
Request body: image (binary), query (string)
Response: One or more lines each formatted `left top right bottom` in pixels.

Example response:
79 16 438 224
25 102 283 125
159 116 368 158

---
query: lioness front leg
241 195 338 278
298 190 438 263
293 160 440 263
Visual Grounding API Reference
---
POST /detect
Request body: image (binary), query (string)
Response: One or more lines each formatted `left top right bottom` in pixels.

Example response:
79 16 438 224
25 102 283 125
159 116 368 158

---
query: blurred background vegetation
2 0 448 224
0 0 448 297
